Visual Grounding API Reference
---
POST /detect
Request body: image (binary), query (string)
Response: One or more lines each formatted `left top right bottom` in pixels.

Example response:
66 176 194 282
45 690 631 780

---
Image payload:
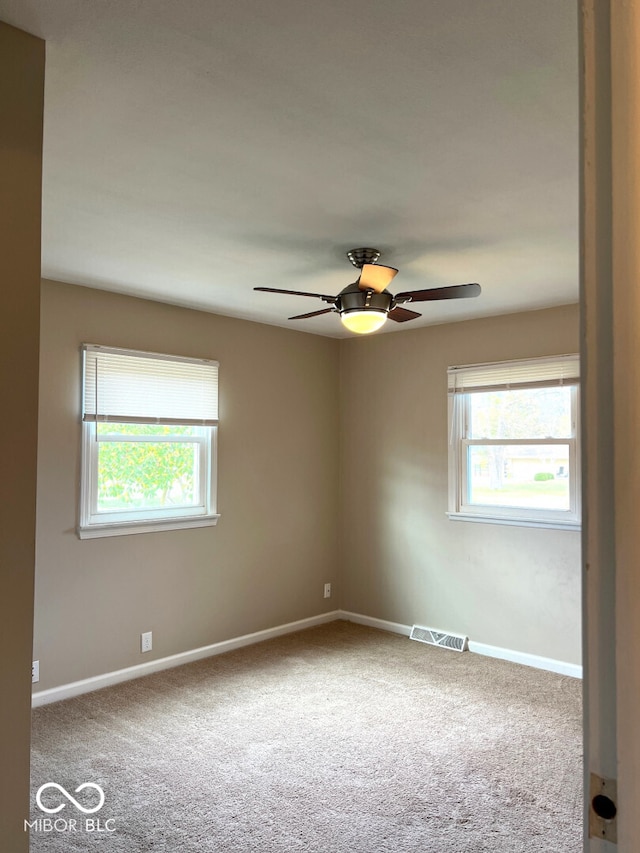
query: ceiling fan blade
394 283 481 303
388 306 422 323
288 308 335 320
358 263 399 293
254 286 336 301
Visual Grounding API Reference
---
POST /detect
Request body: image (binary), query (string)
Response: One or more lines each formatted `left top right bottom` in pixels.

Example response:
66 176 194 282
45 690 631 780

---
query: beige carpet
29 621 582 852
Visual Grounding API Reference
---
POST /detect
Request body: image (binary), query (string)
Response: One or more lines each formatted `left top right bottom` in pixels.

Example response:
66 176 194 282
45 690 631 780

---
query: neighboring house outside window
79 345 219 539
447 354 580 529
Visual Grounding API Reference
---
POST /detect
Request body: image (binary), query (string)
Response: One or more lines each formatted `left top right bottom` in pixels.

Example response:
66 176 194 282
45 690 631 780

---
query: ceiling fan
254 248 481 334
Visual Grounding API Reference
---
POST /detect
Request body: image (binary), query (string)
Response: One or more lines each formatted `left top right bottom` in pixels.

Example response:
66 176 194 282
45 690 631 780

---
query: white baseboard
467 640 582 679
338 610 412 636
339 611 582 679
32 610 341 707
32 608 581 706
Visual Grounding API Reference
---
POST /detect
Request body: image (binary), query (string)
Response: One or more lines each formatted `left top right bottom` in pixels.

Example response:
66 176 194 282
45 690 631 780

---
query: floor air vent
410 625 468 652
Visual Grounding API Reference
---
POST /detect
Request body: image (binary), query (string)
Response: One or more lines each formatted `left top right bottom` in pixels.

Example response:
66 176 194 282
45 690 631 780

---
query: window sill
77 514 220 539
447 512 580 531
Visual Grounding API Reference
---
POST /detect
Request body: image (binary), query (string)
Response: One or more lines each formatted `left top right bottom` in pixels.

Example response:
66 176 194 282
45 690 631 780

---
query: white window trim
79 424 219 539
447 355 581 531
78 345 220 539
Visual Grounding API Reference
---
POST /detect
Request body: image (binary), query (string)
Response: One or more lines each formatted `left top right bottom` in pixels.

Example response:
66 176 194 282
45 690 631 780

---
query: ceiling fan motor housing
338 284 392 316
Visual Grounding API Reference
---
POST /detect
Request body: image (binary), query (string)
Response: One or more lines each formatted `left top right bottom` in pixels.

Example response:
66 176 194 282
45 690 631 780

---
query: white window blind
82 345 219 425
448 354 579 395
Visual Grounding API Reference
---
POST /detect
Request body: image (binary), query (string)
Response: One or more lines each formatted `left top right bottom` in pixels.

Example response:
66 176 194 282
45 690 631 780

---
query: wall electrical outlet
141 631 153 653
32 660 39 683
324 583 332 599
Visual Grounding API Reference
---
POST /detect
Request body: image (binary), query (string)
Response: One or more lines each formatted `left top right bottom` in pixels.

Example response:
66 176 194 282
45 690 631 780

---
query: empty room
6 1 637 851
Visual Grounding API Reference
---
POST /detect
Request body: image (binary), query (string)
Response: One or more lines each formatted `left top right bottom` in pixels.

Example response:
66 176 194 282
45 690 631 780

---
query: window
79 345 219 538
447 354 580 529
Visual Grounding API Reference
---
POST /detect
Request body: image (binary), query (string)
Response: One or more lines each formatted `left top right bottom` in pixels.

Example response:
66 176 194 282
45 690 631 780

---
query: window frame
78 346 220 539
447 356 581 530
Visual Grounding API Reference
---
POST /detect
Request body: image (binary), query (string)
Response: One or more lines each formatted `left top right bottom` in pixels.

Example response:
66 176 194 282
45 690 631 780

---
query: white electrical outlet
32 660 39 683
324 583 331 599
141 631 153 653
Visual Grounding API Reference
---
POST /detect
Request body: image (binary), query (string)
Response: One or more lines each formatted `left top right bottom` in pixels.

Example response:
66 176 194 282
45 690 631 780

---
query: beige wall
339 304 581 664
0 22 43 852
34 280 340 689
34 290 581 695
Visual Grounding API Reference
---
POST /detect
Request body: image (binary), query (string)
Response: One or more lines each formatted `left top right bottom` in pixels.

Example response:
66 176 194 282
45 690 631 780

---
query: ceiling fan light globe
340 309 387 335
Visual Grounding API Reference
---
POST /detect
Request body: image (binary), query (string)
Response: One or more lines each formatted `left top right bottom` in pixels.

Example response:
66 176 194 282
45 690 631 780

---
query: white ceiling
1 0 578 337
